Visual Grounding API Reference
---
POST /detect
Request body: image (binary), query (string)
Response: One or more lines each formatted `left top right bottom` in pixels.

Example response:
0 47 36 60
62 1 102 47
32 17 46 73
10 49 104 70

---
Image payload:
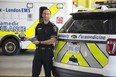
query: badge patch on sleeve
53 26 58 32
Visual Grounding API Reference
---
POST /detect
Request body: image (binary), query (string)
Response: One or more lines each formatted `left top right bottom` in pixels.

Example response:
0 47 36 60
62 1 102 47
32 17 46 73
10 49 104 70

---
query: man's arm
32 37 57 45
32 23 58 45
40 37 57 45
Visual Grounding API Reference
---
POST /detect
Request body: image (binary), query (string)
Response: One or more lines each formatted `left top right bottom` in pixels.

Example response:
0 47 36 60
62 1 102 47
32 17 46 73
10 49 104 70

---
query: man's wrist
28 38 31 41
38 41 41 44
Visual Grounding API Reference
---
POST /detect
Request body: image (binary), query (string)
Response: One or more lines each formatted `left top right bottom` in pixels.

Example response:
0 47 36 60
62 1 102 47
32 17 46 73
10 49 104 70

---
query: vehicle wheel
2 38 20 55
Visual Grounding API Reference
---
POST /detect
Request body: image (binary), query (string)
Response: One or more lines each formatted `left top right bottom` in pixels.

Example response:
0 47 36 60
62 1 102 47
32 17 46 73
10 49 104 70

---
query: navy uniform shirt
35 21 58 48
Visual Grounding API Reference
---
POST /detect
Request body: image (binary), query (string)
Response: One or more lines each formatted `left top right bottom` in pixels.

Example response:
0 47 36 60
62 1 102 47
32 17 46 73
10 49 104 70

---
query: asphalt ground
0 49 46 77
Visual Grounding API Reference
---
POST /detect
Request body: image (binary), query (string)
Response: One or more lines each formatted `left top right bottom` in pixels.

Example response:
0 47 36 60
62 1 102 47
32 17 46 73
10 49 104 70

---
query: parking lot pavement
0 49 45 77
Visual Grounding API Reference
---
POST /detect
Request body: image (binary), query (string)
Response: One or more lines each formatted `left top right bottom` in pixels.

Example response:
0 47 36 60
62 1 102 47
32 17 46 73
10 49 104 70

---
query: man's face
42 9 50 21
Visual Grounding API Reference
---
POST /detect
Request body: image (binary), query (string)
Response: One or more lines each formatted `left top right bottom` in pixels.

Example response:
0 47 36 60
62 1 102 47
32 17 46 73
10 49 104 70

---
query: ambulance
0 0 72 55
53 10 116 77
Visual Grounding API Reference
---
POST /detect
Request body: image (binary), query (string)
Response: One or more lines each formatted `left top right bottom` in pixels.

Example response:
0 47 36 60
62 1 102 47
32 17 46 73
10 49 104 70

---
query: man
26 8 58 77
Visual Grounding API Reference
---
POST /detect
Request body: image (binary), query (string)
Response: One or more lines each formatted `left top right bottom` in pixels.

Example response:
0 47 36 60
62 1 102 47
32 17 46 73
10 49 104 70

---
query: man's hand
32 40 39 45
23 37 30 41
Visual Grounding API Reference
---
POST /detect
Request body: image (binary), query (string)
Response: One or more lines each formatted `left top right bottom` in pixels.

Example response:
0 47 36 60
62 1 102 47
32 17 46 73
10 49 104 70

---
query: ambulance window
68 19 108 34
39 7 48 23
60 11 116 34
67 17 116 34
59 17 74 33
110 18 116 34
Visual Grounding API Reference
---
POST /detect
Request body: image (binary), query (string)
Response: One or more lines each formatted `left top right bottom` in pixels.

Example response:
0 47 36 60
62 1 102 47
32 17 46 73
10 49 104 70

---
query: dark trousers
32 47 53 77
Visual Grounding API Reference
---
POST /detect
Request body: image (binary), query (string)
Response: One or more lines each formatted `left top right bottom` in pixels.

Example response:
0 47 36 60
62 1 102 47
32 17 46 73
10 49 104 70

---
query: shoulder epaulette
51 23 56 26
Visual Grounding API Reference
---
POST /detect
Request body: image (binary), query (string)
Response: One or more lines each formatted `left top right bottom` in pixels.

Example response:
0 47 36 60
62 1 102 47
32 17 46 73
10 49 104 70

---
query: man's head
42 8 51 22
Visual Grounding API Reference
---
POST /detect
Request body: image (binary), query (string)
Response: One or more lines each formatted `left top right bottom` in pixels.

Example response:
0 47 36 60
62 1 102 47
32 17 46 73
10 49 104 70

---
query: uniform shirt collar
42 21 51 26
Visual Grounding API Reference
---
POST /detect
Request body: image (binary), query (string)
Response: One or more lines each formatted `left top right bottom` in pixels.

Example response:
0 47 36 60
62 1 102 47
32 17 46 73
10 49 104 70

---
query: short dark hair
42 8 51 14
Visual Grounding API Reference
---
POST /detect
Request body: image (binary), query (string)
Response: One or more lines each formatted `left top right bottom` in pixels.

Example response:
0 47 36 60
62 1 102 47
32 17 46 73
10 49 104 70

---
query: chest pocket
37 27 51 36
37 27 43 35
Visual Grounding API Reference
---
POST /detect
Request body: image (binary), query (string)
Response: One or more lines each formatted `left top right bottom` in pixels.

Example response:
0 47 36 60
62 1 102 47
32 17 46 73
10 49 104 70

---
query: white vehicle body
0 0 72 55
53 10 116 77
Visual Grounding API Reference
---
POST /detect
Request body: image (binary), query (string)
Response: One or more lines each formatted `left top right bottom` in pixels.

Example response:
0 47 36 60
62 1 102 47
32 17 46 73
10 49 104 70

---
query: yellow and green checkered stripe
61 51 89 67
54 41 66 59
55 42 108 68
86 43 108 67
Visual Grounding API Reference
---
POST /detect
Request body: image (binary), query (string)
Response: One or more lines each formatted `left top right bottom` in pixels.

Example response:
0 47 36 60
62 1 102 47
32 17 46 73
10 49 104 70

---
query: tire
2 38 20 55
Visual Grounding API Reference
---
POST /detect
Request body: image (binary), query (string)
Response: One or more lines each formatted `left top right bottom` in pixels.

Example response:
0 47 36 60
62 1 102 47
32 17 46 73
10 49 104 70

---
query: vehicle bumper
53 66 104 77
53 58 116 77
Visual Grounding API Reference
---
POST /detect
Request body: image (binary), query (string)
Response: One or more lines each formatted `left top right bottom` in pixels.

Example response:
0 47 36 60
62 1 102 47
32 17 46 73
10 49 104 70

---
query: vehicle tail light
106 39 116 55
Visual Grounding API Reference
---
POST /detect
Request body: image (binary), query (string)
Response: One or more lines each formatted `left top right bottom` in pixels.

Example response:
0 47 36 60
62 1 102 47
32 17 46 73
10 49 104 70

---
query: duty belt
37 47 52 50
